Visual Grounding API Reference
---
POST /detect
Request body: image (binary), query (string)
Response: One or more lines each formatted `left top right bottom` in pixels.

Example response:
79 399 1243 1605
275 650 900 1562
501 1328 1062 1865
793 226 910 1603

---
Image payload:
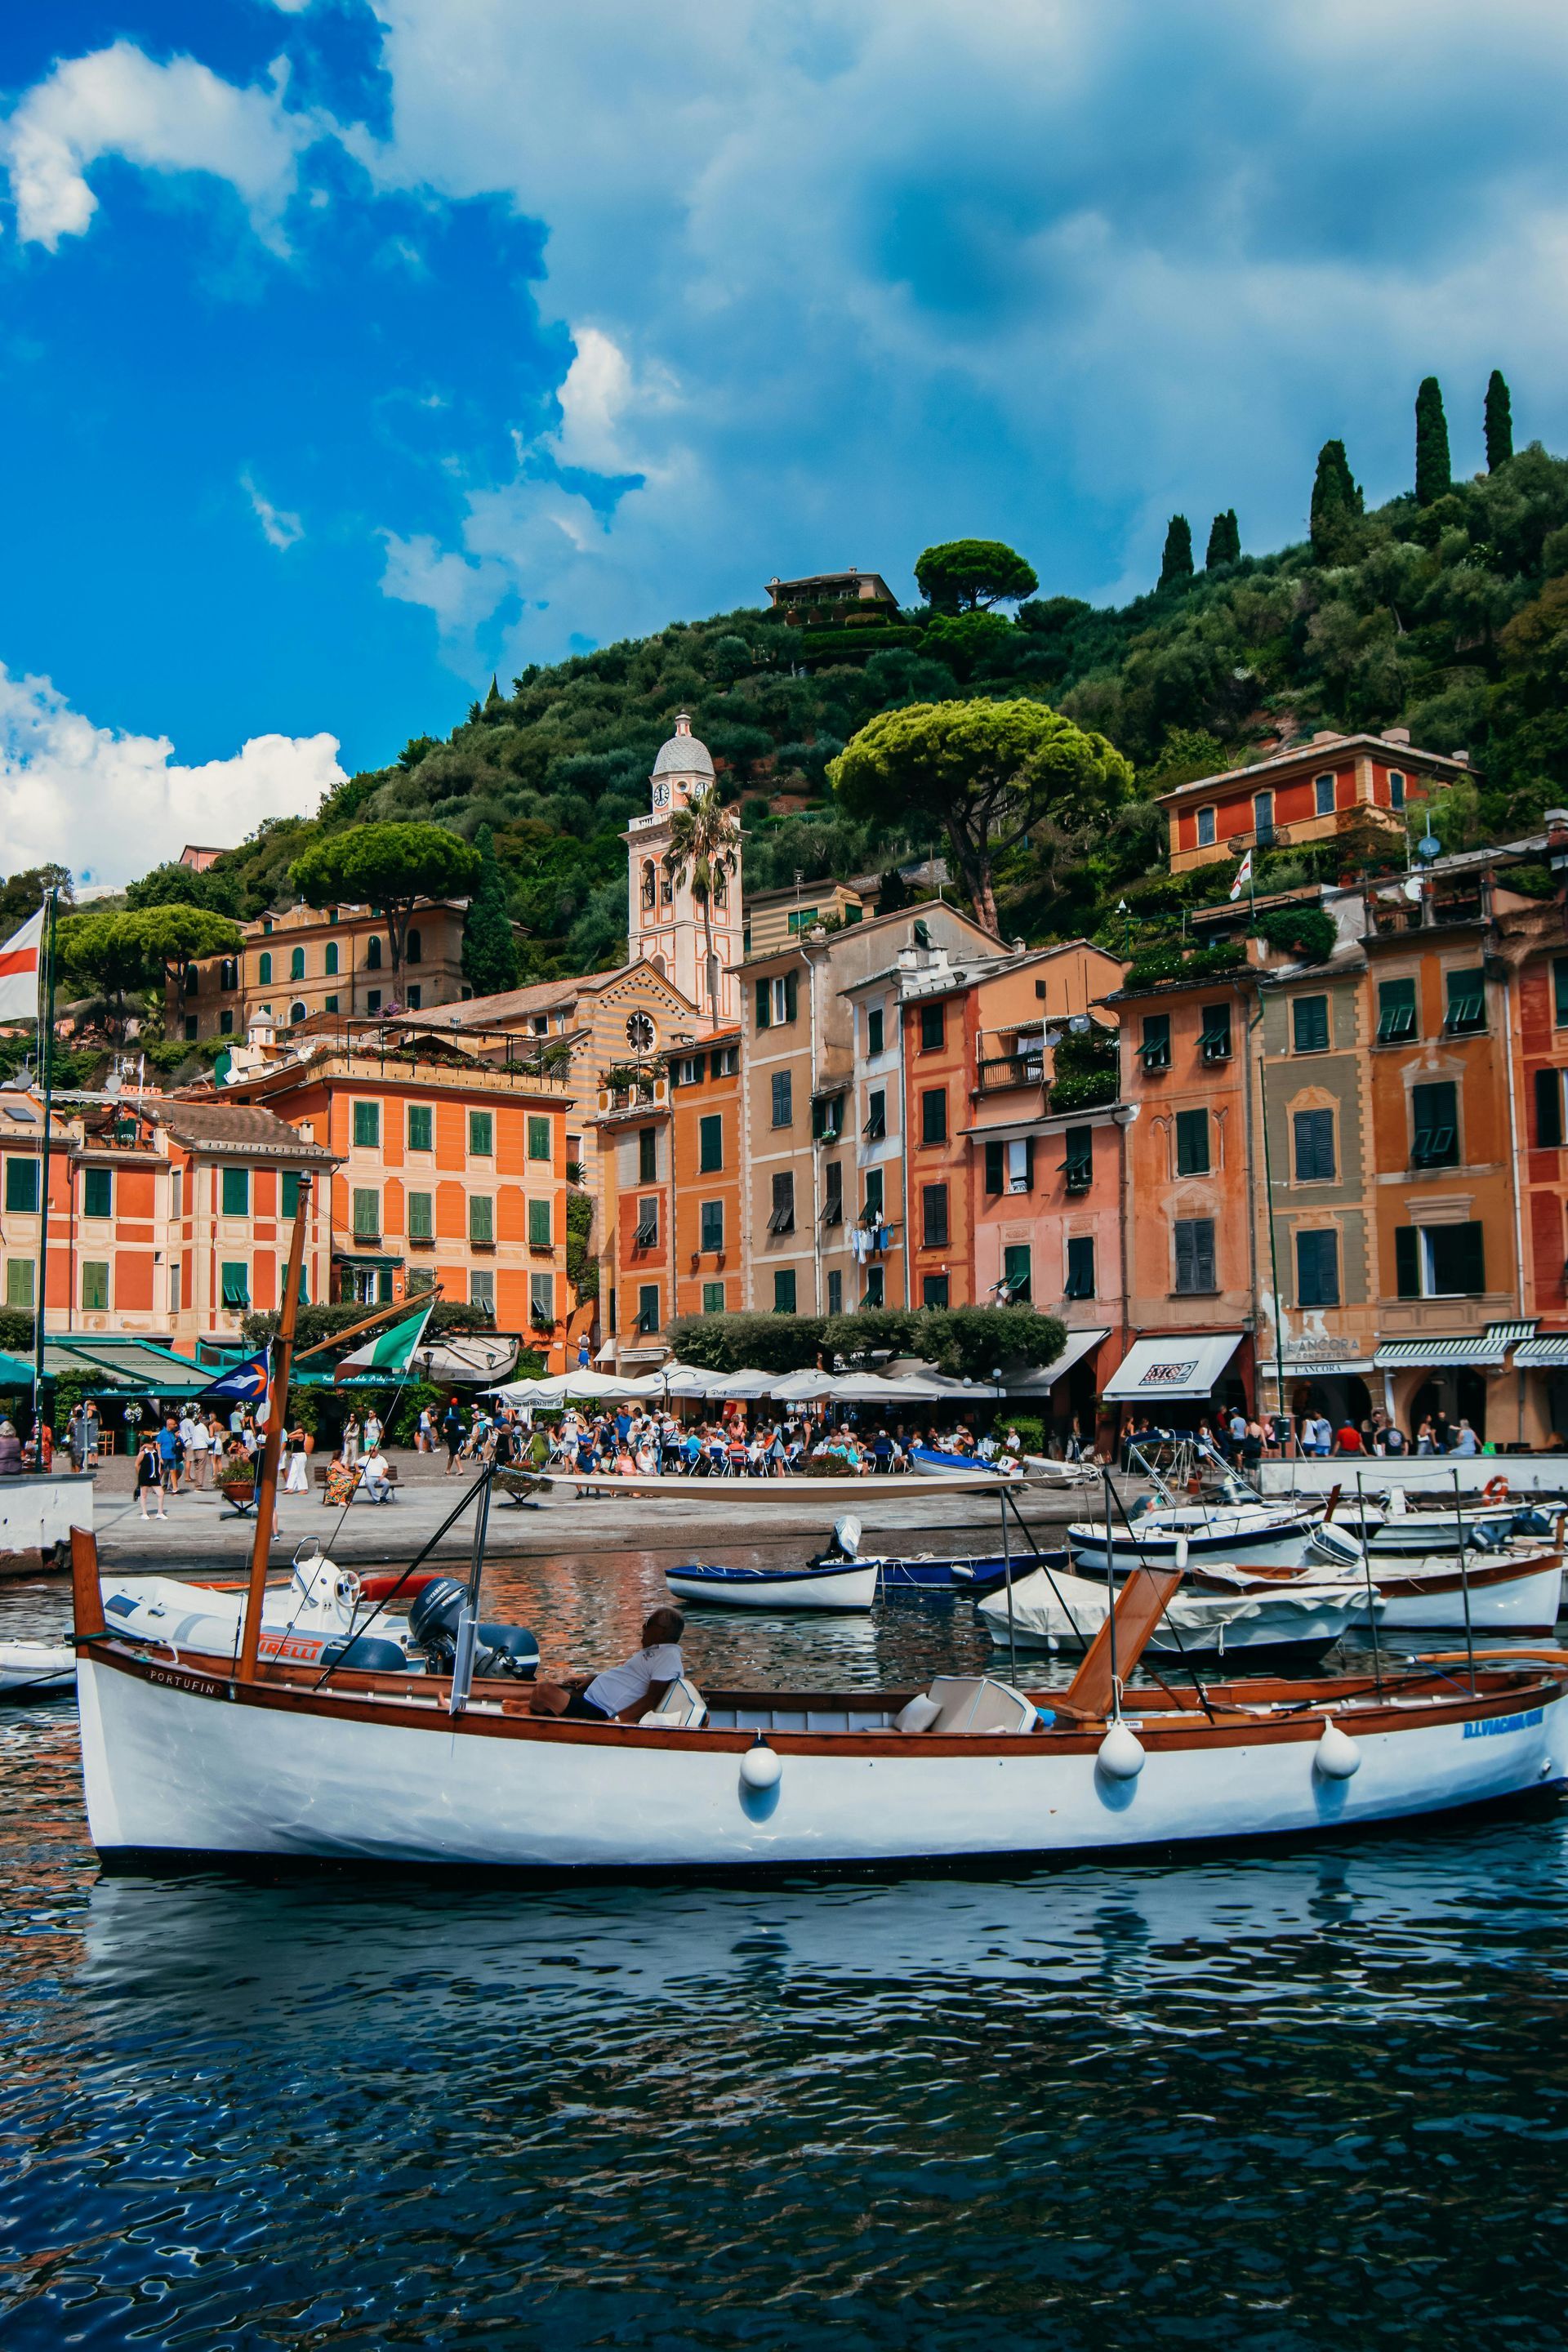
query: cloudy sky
2 1 1568 883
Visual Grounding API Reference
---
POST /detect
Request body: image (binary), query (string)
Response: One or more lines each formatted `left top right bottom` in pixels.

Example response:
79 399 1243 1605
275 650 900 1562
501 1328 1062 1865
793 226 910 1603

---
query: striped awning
1515 1334 1568 1368
1372 1321 1537 1371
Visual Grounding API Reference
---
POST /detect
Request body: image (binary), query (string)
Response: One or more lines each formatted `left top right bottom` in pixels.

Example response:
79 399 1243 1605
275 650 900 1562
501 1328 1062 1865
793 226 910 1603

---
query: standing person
416 1404 434 1454
1415 1415 1437 1455
136 1432 167 1521
363 1409 383 1454
157 1414 182 1498
443 1395 464 1475
1432 1410 1453 1454
284 1421 310 1494
1332 1417 1364 1457
185 1410 212 1489
84 1400 100 1466
342 1410 361 1468
66 1405 87 1472
1379 1418 1408 1458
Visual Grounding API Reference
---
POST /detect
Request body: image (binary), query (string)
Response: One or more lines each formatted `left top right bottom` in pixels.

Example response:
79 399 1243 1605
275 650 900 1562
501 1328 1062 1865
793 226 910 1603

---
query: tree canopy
914 539 1039 612
124 859 240 917
461 825 519 999
129 904 243 985
830 697 1132 933
1310 439 1364 564
1415 376 1451 506
1205 510 1241 568
1159 516 1194 587
290 822 482 981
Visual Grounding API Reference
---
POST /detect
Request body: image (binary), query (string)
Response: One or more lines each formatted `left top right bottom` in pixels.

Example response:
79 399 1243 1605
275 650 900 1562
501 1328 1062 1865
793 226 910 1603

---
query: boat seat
919 1675 1039 1735
641 1676 707 1731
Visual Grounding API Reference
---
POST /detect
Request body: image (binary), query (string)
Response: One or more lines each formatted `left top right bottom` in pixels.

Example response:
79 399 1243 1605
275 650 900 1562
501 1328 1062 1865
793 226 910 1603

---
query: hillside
105 412 1568 976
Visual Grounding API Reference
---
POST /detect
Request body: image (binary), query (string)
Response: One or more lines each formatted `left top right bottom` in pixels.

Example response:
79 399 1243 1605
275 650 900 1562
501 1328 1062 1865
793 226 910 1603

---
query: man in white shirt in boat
528 1608 686 1723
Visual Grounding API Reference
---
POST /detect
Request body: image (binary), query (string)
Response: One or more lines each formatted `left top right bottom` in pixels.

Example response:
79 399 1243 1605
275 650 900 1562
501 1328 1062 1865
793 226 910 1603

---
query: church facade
624 714 743 1029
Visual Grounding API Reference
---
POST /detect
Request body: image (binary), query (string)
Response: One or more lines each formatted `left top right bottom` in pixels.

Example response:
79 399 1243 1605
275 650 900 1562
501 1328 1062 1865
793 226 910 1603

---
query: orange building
177 896 473 1042
1159 728 1469 875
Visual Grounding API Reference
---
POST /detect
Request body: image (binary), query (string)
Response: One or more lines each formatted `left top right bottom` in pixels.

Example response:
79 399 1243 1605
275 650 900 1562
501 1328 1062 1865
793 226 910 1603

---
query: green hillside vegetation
53 378 1568 991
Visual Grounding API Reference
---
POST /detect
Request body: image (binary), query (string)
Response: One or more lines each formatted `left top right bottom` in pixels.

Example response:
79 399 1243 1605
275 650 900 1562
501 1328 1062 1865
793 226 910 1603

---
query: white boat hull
1070 1518 1318 1573
1371 1560 1563 1634
665 1564 878 1610
980 1566 1368 1659
77 1648 1568 1871
0 1640 76 1695
538 1468 1009 1500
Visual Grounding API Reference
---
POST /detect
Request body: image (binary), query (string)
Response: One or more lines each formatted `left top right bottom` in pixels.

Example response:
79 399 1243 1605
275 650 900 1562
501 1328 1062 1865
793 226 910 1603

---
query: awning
1372 1321 1535 1370
1513 1334 1568 1368
1102 1333 1244 1402
1000 1328 1111 1393
42 1335 215 1396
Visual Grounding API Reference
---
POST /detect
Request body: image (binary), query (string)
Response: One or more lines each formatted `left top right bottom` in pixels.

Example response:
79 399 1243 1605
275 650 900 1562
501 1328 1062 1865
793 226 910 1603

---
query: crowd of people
523 1402 1031 1479
1122 1402 1498 1468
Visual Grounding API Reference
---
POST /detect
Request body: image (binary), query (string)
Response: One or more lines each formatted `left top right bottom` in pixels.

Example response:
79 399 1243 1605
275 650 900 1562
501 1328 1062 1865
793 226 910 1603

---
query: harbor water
3 1548 1568 2346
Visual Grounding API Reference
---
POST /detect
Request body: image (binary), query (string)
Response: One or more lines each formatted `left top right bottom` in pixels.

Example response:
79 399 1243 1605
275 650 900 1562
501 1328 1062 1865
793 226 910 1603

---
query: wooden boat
978 1561 1373 1666
532 1464 1010 1500
664 1560 878 1611
907 1446 1015 1479
0 1640 75 1696
1274 1545 1564 1636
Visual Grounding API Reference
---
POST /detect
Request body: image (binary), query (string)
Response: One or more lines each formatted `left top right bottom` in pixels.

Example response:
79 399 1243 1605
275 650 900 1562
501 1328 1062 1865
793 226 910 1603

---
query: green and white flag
334 1305 434 1385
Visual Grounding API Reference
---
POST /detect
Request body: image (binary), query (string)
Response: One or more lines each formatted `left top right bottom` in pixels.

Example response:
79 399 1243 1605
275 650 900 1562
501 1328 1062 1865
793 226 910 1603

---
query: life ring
1481 1475 1509 1503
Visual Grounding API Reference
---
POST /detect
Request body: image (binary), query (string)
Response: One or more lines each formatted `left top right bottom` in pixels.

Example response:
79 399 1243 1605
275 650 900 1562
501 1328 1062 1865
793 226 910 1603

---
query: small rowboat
0 1641 76 1697
979 1562 1373 1666
908 1446 1014 1479
665 1560 878 1611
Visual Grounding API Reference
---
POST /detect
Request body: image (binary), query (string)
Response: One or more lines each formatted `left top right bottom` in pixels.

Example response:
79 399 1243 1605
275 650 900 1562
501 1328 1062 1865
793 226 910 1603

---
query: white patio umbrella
768 1368 836 1401
702 1367 777 1399
649 1364 727 1396
828 1372 955 1402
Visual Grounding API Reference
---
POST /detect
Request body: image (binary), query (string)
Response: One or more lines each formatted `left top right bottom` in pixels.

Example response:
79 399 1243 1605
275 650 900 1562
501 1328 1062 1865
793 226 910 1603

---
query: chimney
1383 726 1410 746
1312 729 1339 745
1450 750 1470 766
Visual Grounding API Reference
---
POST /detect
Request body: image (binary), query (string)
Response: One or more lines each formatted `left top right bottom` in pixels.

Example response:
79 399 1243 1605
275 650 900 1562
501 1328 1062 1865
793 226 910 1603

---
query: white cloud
0 665 342 887
241 470 305 551
1 40 318 249
550 326 679 477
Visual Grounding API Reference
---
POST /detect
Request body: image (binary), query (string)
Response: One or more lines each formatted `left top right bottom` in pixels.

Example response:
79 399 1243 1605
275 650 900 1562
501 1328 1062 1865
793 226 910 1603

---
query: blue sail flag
198 1349 272 1404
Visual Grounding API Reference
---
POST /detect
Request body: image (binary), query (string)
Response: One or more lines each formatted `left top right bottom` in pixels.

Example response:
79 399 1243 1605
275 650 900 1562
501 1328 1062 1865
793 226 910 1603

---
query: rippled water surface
2 1549 1568 2348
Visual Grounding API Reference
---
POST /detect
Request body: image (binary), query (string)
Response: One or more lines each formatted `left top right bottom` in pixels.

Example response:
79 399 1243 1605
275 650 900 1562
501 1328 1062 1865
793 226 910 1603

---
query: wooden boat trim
1214 1548 1561 1597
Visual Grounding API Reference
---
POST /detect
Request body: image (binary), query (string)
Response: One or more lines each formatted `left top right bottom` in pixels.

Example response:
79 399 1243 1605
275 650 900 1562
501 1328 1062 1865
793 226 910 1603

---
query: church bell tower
625 713 742 1028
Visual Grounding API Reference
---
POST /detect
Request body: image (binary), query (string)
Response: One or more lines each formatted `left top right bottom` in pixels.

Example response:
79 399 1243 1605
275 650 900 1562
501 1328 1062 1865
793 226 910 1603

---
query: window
324 942 338 977
470 1194 495 1245
528 1115 551 1162
1062 1128 1092 1192
6 1259 33 1310
1007 1137 1035 1194
219 957 238 991
221 1166 250 1217
1139 1014 1170 1071
863 1168 884 1218
352 1187 380 1238
366 936 383 971
1411 1080 1459 1167
1536 1068 1565 1150
262 918 274 934
755 971 798 1029
528 1196 552 1250
1174 1216 1217 1293
1389 770 1406 809
1199 1004 1232 1062
1196 805 1216 849
1174 1108 1210 1175
1377 977 1416 1043
1293 996 1330 1053
219 1263 249 1311
1314 772 1335 817
406 1266 435 1298
639 1127 658 1183
702 1281 725 1315
1254 789 1276 844
408 1190 434 1242
700 1200 724 1253
353 1101 381 1148
281 1171 303 1220
635 1198 659 1248
813 1094 844 1143
920 1002 945 1051
470 1267 497 1315
826 1269 843 1314
184 1016 198 1042
984 1140 1004 1195
773 1269 797 1314
922 1275 950 1307
864 1265 885 1307
768 1172 795 1234
866 1006 884 1057
866 1089 886 1139
822 1162 843 1225
641 860 657 910
406 986 421 1011
258 951 272 985
920 1088 947 1145
83 1166 112 1219
1445 968 1486 1035
1293 1107 1336 1182
1556 958 1568 1027
286 1001 306 1027
1065 1236 1095 1299
290 946 305 981
366 991 381 1014
636 1282 660 1334
1296 1228 1340 1307
772 1071 793 1127
468 1110 493 1159
786 908 819 937
407 929 422 965
80 1260 109 1312
407 1104 433 1152
922 1183 949 1247
220 1009 235 1034
7 1160 39 1214
1396 1221 1486 1299
1002 1243 1031 1303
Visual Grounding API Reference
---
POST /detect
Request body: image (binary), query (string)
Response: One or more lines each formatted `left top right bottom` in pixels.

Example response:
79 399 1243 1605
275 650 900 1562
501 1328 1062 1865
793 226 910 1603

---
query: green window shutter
258 952 272 985
867 1008 884 1056
469 1111 493 1157
1376 978 1416 1042
82 1261 109 1312
702 1281 725 1315
1174 1108 1209 1175
290 947 305 980
700 1200 724 1252
221 1166 250 1217
699 1114 723 1172
773 1268 797 1314
352 1187 380 1238
83 1166 112 1219
1002 1244 1031 1300
1536 1069 1565 1150
920 1001 945 1050
920 1088 947 1144
1293 1108 1335 1182
6 1258 33 1310
5 1158 38 1213
281 1171 302 1219
1296 1229 1339 1307
470 1194 494 1244
784 969 798 1022
220 1262 249 1309
408 1191 434 1241
755 977 771 1030
528 1196 552 1248
1292 996 1330 1052
1139 1014 1170 1068
1555 959 1568 1027
1458 1221 1485 1294
528 1116 550 1162
1064 1236 1094 1298
984 1140 1004 1194
353 1101 380 1148
1445 968 1486 1033
408 1105 433 1151
1395 1227 1420 1298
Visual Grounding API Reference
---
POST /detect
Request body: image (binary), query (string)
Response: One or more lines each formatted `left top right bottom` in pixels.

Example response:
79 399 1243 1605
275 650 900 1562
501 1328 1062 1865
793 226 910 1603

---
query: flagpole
238 1178 312 1682
32 886 57 1431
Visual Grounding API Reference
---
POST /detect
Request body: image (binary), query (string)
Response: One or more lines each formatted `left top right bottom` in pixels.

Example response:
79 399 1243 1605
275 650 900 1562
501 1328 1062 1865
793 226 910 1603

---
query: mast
238 1175 311 1682
33 886 57 1426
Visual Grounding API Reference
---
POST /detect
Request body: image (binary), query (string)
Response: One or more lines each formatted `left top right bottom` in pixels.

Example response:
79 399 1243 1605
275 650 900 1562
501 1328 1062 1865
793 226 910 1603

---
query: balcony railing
977 1053 1045 1092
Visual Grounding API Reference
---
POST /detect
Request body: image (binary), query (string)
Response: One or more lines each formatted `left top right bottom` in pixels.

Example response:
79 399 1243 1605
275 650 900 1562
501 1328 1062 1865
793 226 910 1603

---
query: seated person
359 1447 394 1503
530 1608 687 1723
323 1450 357 1509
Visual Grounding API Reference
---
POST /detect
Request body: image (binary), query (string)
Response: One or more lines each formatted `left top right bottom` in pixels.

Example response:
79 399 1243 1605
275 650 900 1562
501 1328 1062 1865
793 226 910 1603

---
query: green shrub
1004 1415 1047 1456
1049 1069 1117 1111
1252 906 1337 963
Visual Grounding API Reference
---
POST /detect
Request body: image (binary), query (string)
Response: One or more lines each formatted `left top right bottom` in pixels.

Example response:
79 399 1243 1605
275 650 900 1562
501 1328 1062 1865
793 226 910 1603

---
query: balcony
977 1052 1045 1092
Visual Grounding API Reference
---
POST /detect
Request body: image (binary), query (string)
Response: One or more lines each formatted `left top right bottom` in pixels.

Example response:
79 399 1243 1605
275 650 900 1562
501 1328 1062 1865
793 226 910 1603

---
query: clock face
626 1012 657 1054
652 781 670 808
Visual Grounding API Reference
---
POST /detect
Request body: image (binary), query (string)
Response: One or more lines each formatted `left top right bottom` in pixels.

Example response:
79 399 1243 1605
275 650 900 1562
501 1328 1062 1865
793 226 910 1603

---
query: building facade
1158 728 1471 876
177 897 470 1041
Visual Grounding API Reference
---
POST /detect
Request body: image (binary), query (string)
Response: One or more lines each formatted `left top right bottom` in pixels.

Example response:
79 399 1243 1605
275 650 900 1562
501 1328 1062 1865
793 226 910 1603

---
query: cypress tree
1205 510 1241 568
1485 369 1513 471
461 823 519 998
1414 376 1451 505
1309 441 1363 564
1159 514 1194 588
484 674 503 710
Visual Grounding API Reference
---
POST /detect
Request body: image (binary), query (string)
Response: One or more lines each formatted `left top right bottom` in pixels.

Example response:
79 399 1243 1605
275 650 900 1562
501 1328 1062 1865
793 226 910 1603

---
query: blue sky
2 1 1568 884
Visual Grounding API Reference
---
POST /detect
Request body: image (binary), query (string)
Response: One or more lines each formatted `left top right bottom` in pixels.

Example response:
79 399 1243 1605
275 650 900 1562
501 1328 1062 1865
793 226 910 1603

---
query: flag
0 906 45 1024
199 1348 272 1404
1229 849 1254 903
334 1304 433 1385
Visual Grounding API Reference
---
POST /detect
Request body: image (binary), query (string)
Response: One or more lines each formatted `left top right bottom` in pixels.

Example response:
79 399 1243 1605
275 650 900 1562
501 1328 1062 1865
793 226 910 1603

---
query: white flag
1228 849 1253 903
0 907 45 1023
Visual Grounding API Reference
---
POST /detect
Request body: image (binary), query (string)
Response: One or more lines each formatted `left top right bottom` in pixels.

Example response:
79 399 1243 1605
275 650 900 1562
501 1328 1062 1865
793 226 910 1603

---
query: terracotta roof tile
156 1100 336 1160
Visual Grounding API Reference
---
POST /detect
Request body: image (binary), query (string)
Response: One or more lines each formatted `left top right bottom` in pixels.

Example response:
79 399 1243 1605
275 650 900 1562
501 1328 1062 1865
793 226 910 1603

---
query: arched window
712 866 727 905
661 876 673 904
184 964 199 995
407 929 422 965
290 946 305 981
219 957 238 991
290 1001 307 1025
258 951 272 985
640 860 657 910
366 936 382 971
324 942 338 976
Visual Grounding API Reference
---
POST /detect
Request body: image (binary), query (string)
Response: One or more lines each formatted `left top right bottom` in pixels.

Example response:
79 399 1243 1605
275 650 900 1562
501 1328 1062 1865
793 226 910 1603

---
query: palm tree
662 786 740 1020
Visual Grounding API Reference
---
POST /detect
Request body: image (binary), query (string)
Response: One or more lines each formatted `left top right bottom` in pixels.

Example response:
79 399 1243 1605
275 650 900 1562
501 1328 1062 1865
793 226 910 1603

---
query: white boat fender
1314 1718 1361 1780
740 1737 782 1791
1173 1534 1190 1571
1097 1721 1146 1780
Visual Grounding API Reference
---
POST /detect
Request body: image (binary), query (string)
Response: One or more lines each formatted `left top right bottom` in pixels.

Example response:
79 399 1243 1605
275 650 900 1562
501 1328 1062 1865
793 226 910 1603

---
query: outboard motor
407 1577 539 1681
1511 1507 1554 1539
1310 1519 1365 1570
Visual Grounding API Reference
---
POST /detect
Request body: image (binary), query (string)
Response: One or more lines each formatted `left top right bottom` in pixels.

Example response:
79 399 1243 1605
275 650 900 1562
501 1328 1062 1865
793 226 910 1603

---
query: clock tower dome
626 713 742 1027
